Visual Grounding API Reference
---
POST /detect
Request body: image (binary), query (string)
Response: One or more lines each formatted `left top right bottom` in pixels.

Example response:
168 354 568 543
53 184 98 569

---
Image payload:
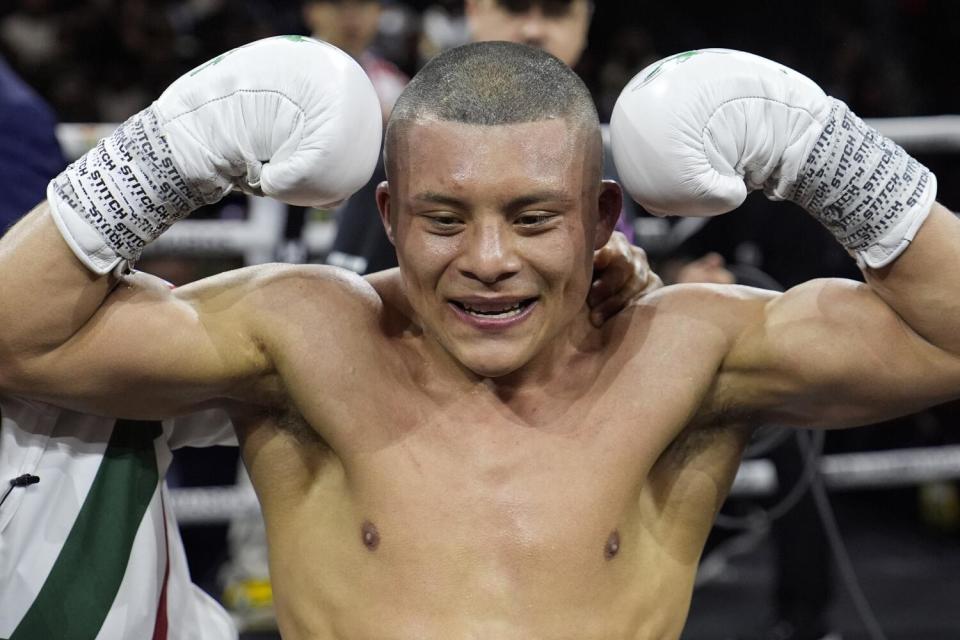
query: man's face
377 119 619 378
304 0 381 59
465 0 591 67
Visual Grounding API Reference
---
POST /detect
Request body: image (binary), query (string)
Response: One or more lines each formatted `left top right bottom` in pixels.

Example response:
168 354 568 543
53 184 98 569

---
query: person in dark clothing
0 55 66 232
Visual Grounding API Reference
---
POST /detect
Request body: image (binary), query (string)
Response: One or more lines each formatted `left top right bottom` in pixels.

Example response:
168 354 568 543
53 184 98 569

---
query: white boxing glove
48 35 382 274
611 49 937 269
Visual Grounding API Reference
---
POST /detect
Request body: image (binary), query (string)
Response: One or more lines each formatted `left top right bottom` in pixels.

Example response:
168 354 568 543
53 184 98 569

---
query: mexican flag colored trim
8 420 161 640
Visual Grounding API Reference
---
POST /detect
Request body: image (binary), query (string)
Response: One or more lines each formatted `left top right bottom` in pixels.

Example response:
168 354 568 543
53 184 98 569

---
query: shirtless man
1 36 958 639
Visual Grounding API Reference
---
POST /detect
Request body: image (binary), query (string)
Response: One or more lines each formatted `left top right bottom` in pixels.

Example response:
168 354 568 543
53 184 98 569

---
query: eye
423 214 464 234
515 213 557 228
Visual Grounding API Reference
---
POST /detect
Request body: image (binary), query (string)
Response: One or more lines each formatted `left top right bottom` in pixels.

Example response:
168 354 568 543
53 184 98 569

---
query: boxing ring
57 117 960 638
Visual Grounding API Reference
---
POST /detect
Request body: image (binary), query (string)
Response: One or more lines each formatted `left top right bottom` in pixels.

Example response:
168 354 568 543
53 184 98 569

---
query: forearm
0 202 116 359
865 202 960 356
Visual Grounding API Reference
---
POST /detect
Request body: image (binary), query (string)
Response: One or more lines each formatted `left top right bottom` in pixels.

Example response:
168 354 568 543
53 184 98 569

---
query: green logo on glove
631 49 729 91
189 35 316 77
633 50 700 90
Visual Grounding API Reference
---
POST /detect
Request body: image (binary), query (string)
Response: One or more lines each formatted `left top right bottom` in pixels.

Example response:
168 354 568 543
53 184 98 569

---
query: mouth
447 297 539 328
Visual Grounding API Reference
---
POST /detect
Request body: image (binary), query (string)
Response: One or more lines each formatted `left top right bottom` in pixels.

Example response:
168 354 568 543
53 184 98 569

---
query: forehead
393 119 589 194
315 0 380 6
493 0 583 17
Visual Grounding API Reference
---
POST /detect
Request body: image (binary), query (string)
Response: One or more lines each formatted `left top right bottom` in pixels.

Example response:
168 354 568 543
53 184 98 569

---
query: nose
518 11 547 47
458 221 521 285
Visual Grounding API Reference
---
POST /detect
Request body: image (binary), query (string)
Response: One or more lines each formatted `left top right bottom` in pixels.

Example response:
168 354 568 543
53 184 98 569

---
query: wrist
785 98 937 268
47 105 208 274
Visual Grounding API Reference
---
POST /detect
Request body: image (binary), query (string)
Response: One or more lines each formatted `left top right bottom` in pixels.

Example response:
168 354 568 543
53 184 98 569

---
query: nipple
604 530 621 560
361 520 380 551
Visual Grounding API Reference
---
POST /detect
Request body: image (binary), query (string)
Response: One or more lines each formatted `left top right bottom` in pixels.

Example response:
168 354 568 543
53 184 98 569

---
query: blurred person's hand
674 252 735 285
588 231 661 326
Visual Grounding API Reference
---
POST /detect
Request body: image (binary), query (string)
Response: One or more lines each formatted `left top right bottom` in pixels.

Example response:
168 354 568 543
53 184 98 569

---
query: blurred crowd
3 0 959 125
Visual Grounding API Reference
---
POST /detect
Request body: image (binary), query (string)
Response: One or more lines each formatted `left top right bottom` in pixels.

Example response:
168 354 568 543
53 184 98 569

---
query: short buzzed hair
385 41 600 177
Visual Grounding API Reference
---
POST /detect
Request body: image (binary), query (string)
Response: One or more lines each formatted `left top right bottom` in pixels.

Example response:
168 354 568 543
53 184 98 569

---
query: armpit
271 404 328 448
662 409 753 470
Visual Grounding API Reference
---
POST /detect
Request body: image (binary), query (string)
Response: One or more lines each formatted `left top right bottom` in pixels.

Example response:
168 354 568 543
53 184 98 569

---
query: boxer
1 37 958 638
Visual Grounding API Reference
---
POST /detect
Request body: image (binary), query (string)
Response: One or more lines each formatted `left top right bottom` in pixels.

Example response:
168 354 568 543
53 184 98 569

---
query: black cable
706 430 888 639
700 262 883 635
714 429 825 530
743 425 794 459
807 436 888 640
0 473 40 508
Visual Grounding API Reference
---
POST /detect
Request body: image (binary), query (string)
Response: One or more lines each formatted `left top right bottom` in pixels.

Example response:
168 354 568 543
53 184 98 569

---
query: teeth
461 302 526 318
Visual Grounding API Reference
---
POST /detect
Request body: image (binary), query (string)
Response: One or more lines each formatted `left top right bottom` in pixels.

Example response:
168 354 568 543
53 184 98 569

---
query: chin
465 361 522 379
455 347 529 380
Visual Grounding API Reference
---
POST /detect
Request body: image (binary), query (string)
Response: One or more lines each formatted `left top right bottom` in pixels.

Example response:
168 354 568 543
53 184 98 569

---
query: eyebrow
410 190 575 210
411 191 466 208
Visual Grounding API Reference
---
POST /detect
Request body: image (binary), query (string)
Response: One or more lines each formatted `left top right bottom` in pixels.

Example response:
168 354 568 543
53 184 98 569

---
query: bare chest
249 347 743 637
302 353 717 549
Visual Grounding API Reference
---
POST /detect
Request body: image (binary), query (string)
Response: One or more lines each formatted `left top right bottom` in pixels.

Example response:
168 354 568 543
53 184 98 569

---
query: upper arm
708 278 960 428
3 265 288 418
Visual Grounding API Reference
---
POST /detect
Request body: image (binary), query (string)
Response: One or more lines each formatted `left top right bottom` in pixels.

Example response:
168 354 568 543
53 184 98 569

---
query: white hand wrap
48 106 207 273
785 98 937 268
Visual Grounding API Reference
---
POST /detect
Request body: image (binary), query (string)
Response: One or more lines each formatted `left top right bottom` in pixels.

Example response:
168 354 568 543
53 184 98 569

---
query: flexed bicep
2 266 272 418
714 278 960 429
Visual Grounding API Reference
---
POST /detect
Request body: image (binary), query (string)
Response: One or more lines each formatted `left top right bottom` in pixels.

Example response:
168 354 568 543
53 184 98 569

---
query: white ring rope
731 444 960 496
169 444 960 525
58 116 960 264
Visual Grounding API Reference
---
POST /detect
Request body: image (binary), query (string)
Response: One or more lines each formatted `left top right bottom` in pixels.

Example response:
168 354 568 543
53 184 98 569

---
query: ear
594 180 623 250
375 181 396 245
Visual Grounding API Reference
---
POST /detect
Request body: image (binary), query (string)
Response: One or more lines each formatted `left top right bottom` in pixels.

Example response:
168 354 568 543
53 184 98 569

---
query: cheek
524 232 591 291
398 230 459 282
548 27 586 65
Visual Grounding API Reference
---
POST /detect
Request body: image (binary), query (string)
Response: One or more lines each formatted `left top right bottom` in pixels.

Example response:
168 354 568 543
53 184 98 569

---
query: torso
234 271 752 639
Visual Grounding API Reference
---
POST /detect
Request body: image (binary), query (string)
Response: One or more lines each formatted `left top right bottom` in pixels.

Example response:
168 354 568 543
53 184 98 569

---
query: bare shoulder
610 283 780 431
173 262 385 322
625 282 777 345
169 263 396 377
